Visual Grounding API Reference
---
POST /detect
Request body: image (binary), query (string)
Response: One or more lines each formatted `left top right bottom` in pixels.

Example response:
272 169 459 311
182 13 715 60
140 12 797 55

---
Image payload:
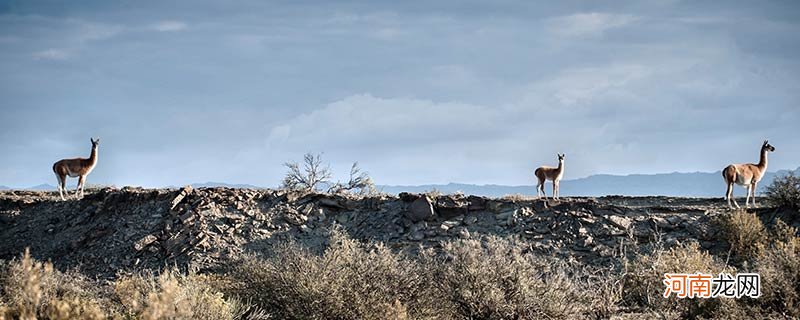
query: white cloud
32 48 69 60
267 94 503 152
152 21 187 32
547 13 639 37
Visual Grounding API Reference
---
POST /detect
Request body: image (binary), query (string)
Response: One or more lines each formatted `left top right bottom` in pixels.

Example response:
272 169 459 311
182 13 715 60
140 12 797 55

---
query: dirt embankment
0 187 796 279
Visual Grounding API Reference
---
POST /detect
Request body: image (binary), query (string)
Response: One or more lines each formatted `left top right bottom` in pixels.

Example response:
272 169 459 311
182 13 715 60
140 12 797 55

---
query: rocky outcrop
1 188 795 279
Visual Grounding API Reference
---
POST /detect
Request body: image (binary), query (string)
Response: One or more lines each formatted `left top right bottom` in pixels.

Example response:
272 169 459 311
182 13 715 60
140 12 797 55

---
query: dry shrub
114 269 259 320
717 210 768 261
624 242 739 318
754 220 800 317
231 229 433 320
501 194 532 202
425 236 594 319
764 172 800 209
423 188 442 199
0 249 106 320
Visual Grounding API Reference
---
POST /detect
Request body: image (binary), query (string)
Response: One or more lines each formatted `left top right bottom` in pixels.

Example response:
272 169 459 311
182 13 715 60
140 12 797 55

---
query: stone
407 196 436 222
179 210 195 224
463 215 478 225
497 210 515 221
134 234 158 251
285 214 308 226
533 225 550 234
442 219 461 229
409 231 425 241
606 215 632 230
457 227 470 239
665 216 683 225
467 196 487 211
410 221 428 233
170 186 193 210
318 197 345 209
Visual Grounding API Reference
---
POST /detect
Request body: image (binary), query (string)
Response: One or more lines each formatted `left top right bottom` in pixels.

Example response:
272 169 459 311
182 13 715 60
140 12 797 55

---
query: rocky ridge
0 187 794 279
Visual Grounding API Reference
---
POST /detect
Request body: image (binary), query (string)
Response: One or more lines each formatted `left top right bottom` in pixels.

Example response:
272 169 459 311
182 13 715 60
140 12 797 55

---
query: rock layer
0 188 795 278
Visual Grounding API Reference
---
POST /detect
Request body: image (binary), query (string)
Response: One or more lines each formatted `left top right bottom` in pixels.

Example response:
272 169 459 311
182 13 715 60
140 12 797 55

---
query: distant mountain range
12 182 265 191
185 182 263 189
4 168 797 197
377 167 800 198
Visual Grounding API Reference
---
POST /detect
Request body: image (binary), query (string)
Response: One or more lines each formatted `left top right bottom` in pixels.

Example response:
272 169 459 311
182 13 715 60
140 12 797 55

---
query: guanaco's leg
745 184 753 207
76 175 84 198
725 183 733 208
731 183 740 209
55 173 65 201
555 180 560 200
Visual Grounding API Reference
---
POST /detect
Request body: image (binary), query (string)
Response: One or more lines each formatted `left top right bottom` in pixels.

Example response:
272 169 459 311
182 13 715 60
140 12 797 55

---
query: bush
230 232 606 320
282 153 377 195
765 172 800 209
0 249 106 320
501 194 532 201
282 153 333 192
0 249 260 320
717 211 769 261
624 242 738 318
754 220 800 317
424 236 595 319
230 229 434 319
114 269 260 320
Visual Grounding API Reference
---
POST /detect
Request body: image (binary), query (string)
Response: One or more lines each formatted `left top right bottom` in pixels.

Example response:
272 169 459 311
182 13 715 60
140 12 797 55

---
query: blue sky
1 0 798 188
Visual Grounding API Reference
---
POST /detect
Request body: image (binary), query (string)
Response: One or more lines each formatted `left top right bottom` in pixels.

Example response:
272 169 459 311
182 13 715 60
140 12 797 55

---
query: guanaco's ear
763 140 768 146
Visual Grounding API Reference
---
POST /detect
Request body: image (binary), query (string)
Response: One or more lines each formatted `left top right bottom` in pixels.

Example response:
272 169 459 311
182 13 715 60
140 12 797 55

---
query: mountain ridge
6 167 797 197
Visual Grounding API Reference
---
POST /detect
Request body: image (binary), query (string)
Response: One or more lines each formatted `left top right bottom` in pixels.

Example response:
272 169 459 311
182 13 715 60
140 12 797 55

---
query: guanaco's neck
89 146 98 165
757 148 768 171
557 160 564 172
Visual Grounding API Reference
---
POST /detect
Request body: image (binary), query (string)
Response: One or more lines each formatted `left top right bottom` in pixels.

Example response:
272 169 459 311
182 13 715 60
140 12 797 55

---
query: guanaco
722 140 775 209
53 138 99 200
535 153 565 200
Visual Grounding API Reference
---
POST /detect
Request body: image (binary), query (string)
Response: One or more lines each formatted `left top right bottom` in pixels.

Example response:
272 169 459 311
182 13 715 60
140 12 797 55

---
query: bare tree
282 153 333 192
328 162 377 195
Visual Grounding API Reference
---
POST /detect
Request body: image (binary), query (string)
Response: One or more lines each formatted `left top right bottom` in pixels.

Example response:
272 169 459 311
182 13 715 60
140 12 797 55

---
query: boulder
407 196 436 222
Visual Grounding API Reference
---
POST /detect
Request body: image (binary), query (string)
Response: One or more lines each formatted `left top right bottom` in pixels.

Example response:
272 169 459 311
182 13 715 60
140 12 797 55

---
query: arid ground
0 187 798 319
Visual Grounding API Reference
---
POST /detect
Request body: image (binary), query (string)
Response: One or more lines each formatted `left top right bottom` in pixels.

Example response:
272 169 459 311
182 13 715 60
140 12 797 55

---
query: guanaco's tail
722 165 737 184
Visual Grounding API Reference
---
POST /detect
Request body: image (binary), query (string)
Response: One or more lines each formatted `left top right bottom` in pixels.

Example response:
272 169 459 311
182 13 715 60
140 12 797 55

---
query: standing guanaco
722 140 775 208
535 153 565 200
53 138 99 200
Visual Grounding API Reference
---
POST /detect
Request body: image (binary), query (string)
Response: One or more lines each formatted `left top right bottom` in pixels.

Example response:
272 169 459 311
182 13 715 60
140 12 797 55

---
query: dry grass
0 250 262 320
229 231 612 319
764 172 800 209
230 229 433 320
717 210 768 261
501 193 533 201
423 236 598 319
2 220 798 320
624 242 739 318
753 220 800 318
0 249 106 320
114 270 263 320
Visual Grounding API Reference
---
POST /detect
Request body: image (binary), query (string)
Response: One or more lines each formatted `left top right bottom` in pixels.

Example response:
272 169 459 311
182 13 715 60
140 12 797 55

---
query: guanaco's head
558 153 565 162
91 138 100 148
762 140 775 152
